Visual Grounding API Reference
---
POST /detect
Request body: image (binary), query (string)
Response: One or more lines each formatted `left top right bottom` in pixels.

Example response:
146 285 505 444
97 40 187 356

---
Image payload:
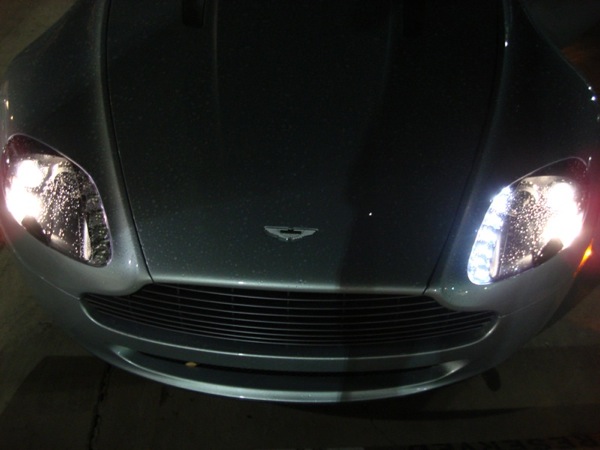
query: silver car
0 0 598 402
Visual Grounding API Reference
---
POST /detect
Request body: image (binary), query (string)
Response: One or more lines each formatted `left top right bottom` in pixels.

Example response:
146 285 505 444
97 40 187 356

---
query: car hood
106 0 499 290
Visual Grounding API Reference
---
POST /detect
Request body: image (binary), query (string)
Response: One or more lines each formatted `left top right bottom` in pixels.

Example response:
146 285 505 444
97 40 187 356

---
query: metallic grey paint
106 0 499 290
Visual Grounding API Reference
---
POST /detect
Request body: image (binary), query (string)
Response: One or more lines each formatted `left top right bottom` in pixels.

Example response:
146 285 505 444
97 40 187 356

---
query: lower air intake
83 284 496 347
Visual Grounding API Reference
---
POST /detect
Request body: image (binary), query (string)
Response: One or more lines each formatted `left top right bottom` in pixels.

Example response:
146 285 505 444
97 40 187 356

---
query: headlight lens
1 135 111 266
468 159 588 285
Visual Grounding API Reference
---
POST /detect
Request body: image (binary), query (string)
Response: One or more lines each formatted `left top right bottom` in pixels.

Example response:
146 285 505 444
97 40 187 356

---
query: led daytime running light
468 160 587 285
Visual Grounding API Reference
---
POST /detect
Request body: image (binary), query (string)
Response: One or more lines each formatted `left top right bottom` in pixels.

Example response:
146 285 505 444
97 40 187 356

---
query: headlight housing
1 135 111 266
468 158 588 285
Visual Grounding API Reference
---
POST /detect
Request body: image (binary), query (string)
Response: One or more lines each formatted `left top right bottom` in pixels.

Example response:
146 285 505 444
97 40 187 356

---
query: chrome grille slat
90 302 482 330
83 284 496 347
88 301 489 333
90 314 489 342
115 295 446 317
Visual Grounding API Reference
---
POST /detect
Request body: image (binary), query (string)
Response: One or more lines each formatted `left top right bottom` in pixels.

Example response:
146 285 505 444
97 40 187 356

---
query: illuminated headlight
1 135 111 266
468 159 588 285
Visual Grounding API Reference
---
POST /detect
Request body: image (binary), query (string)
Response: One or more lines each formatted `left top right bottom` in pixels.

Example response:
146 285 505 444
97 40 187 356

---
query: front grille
83 284 496 347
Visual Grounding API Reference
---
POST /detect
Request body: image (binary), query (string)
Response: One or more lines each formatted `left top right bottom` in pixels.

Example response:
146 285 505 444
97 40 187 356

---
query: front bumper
7 235 583 402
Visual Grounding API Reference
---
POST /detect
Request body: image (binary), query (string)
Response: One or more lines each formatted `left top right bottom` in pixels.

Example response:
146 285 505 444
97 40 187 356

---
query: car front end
1 0 599 402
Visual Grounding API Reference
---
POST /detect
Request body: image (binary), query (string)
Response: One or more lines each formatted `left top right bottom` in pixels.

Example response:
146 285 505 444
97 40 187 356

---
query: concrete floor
1 2 600 449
